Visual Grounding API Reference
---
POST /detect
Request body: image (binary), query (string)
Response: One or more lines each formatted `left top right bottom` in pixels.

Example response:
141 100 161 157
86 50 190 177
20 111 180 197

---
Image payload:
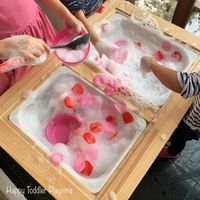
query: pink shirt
0 0 57 95
0 0 38 37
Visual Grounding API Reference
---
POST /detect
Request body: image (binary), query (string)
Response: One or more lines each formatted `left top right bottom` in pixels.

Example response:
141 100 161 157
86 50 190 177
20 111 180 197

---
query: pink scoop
46 113 82 144
51 28 90 65
50 27 80 46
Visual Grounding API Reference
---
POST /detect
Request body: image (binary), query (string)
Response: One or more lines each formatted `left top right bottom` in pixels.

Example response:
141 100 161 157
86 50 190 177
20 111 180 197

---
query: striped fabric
60 0 103 17
177 71 200 130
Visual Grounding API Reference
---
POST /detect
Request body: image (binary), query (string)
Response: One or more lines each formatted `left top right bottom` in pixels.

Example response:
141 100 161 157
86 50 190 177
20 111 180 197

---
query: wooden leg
172 0 197 28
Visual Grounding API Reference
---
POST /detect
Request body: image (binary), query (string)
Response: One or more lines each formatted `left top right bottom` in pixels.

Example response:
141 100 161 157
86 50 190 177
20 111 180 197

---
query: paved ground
130 140 200 200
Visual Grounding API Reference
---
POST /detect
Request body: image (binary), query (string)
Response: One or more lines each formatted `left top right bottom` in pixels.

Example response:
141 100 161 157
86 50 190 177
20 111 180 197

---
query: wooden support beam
172 0 196 28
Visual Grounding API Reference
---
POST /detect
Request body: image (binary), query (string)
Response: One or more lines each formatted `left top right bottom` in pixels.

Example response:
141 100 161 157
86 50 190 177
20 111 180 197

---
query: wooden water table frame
1 1 200 200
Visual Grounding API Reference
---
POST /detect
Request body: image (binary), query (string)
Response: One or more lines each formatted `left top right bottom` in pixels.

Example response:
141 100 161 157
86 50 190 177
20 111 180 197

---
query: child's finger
32 49 44 58
37 40 50 55
23 52 37 62
80 25 88 34
42 43 50 54
141 57 149 67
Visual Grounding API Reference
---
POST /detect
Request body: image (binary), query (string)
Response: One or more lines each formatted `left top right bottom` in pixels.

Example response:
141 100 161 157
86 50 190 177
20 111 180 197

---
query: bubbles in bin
10 67 146 182
42 78 142 177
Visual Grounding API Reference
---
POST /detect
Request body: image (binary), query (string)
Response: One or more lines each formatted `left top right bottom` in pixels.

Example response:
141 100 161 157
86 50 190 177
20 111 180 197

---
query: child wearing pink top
0 0 85 95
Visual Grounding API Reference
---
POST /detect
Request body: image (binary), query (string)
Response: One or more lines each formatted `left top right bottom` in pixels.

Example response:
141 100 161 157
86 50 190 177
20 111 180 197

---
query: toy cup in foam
46 113 82 144
51 28 90 65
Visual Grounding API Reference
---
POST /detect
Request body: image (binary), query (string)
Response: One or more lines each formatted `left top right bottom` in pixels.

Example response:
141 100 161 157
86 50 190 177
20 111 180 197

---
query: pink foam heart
102 121 116 131
161 41 171 51
78 94 96 106
108 78 121 87
114 101 126 113
114 50 128 64
86 147 98 161
50 153 64 165
93 74 109 86
104 85 115 96
101 101 116 115
72 157 83 173
115 39 128 47
113 39 129 63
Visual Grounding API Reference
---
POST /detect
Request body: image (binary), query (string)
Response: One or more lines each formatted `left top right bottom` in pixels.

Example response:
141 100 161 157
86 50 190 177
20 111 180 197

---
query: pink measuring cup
46 113 82 144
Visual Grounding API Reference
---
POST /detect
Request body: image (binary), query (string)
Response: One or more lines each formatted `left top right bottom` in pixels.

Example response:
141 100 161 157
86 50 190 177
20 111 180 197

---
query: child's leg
167 121 188 156
74 10 100 45
164 120 199 156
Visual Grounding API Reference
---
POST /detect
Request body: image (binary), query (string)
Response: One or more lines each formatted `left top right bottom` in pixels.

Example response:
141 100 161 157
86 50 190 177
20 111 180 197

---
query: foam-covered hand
95 40 119 60
1 35 49 62
0 35 50 72
140 56 157 73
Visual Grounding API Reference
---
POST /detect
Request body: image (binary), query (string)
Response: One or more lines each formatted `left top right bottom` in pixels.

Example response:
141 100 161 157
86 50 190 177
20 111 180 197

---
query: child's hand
95 40 119 60
1 35 50 62
63 15 87 34
140 56 157 73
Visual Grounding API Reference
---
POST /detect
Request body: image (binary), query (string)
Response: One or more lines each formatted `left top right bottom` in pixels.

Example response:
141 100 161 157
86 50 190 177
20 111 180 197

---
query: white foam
9 67 146 193
88 14 198 107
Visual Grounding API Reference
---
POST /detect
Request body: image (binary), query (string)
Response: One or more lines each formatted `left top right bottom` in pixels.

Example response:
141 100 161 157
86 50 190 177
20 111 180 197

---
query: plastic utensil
54 44 90 65
51 33 90 50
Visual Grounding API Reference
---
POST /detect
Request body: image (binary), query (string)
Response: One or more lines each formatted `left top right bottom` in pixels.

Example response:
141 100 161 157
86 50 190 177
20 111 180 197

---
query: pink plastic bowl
51 28 90 65
46 113 82 145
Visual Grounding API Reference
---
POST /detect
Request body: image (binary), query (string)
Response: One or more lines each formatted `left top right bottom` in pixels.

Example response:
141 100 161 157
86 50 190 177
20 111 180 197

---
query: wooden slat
1 1 200 200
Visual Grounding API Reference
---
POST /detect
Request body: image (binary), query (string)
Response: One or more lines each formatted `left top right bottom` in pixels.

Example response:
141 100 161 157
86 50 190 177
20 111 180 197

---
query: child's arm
73 10 120 59
39 0 86 33
74 10 100 45
141 56 182 93
141 56 200 98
